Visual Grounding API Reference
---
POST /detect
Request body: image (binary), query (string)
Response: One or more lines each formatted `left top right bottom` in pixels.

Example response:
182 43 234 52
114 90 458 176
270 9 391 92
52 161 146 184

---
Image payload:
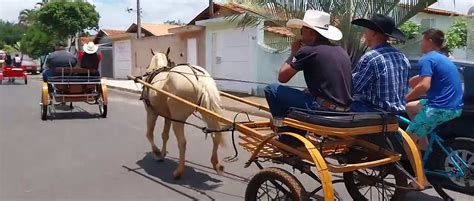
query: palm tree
226 0 439 65
18 9 37 26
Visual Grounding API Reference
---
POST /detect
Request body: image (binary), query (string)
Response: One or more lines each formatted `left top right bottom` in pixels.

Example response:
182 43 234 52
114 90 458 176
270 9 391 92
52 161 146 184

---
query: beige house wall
130 35 186 76
177 31 206 68
128 30 206 76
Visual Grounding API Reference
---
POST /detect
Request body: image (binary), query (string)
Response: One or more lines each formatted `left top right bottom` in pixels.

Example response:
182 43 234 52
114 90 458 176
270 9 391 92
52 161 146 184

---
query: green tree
20 25 54 59
0 20 26 46
20 25 55 69
445 18 467 51
226 0 438 65
36 1 100 40
399 21 421 41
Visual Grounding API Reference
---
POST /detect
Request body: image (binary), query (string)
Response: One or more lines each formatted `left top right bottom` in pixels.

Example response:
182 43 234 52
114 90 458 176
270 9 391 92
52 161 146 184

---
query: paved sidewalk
102 78 271 118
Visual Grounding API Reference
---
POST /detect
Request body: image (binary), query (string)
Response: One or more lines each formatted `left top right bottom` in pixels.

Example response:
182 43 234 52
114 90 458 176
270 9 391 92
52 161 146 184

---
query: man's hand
406 76 431 102
303 88 311 95
291 40 303 56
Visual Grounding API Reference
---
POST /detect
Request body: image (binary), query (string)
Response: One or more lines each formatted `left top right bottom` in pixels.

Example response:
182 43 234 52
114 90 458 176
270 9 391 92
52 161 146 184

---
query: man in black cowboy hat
351 14 410 113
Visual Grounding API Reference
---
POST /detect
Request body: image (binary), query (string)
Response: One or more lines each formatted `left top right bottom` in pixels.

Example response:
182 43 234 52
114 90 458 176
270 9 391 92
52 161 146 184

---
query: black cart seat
286 107 398 128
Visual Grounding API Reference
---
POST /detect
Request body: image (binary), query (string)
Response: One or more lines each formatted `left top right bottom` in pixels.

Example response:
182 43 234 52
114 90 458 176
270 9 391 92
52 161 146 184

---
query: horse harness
138 63 206 109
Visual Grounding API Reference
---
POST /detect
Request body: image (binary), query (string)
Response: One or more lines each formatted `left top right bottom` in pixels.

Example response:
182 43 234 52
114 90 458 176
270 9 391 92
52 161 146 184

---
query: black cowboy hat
351 14 406 42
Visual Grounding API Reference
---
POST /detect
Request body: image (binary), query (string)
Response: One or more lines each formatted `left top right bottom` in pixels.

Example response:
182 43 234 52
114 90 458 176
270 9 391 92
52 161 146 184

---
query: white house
191 3 305 96
398 7 466 59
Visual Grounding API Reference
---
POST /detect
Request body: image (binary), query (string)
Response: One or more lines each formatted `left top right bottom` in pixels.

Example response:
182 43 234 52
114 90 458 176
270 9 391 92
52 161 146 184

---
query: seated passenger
42 41 78 82
77 42 102 76
405 29 463 189
351 14 410 113
264 10 352 146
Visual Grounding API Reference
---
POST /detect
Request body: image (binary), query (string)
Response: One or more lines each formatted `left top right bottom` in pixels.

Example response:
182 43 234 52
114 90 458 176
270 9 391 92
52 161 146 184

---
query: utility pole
209 0 214 16
137 0 141 39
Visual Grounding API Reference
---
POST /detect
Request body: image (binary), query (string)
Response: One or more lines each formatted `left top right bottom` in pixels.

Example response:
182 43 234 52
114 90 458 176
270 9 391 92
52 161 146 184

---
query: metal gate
99 46 113 78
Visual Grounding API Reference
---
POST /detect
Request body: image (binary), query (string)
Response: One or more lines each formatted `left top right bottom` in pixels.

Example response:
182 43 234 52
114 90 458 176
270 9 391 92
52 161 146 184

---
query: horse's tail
198 72 225 147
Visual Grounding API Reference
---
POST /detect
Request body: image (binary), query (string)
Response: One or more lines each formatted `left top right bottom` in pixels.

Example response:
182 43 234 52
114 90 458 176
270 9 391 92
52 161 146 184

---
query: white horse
143 48 225 179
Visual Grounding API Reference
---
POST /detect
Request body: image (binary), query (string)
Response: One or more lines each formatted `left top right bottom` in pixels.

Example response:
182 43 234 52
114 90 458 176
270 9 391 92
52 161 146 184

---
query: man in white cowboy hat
351 14 410 113
43 41 78 82
78 41 102 74
264 10 353 146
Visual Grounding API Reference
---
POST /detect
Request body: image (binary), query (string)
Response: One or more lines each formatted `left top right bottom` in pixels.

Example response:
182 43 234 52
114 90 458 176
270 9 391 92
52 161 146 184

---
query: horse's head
147 47 173 73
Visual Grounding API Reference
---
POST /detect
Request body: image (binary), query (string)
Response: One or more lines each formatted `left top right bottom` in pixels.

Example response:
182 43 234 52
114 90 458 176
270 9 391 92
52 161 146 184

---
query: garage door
211 28 256 94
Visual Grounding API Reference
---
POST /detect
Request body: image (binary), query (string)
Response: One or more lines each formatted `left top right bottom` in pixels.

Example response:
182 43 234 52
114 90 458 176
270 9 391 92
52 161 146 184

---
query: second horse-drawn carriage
40 67 108 120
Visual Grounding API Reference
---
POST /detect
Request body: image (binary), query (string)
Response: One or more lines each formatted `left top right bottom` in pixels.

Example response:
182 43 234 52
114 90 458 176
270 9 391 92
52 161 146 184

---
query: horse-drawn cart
129 74 427 201
40 67 108 120
0 63 28 85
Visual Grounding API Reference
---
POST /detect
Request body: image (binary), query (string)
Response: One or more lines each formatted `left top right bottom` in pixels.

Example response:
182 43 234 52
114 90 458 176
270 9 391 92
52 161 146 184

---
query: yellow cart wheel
343 161 407 200
247 132 335 201
99 82 108 118
40 82 49 120
245 167 307 201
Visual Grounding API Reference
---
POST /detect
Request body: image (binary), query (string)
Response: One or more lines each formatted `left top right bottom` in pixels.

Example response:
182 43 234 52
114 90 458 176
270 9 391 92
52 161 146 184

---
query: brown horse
143 48 225 179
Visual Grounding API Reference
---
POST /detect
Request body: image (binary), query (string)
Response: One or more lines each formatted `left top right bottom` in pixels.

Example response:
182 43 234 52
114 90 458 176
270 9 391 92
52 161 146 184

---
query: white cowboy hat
287 10 342 41
83 42 98 54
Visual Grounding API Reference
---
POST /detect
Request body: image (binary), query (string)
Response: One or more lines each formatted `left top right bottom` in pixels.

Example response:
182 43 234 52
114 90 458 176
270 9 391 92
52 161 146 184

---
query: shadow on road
46 105 103 120
0 81 27 85
136 153 223 190
122 152 248 201
405 191 445 201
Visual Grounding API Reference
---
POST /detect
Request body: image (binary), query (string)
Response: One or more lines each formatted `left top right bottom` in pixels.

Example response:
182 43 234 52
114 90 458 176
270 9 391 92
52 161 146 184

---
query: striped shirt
352 43 410 112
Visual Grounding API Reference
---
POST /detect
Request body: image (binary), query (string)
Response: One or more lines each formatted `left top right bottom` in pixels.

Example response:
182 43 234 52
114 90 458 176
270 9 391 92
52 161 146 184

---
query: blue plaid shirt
352 43 410 112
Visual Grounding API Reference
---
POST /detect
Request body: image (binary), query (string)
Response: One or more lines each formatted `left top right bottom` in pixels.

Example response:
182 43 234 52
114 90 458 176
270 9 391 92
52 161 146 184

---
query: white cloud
1 0 471 32
93 0 210 30
0 0 38 22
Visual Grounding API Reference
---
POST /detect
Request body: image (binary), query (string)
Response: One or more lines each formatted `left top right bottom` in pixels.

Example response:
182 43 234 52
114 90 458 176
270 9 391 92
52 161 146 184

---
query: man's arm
279 40 304 83
352 56 373 94
278 63 298 83
409 75 422 89
406 58 433 102
406 76 431 102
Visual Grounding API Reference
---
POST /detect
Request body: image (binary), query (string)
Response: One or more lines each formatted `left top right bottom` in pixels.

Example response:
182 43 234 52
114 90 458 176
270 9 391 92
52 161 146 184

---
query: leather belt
315 97 349 112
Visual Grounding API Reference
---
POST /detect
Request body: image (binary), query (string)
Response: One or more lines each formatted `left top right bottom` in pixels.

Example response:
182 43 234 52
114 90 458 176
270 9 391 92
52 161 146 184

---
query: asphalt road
0 76 471 201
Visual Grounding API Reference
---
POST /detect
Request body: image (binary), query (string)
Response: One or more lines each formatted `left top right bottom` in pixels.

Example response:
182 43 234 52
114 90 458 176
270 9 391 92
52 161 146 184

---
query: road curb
221 105 271 118
106 85 141 94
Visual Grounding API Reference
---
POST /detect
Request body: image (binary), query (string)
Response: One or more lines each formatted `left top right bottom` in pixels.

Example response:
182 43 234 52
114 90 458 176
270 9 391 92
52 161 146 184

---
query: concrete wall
177 31 206 68
198 18 306 96
410 13 458 32
397 15 467 60
130 34 187 76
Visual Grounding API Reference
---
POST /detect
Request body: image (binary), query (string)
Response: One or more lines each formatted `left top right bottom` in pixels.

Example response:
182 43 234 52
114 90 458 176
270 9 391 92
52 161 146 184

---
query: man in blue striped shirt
351 14 410 113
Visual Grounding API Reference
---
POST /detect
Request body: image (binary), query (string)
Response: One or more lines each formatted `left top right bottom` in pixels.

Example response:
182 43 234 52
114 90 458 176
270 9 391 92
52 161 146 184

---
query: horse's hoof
152 150 163 161
173 171 183 180
215 164 225 176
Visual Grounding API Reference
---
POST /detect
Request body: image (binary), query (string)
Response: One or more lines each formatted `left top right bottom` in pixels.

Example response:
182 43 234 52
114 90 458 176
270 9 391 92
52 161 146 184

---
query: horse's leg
158 118 171 161
172 122 186 179
206 118 225 175
145 108 161 160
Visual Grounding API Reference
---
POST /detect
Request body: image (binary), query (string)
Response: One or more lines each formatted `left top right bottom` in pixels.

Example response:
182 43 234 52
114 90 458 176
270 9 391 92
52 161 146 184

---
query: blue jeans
42 68 52 82
264 83 321 118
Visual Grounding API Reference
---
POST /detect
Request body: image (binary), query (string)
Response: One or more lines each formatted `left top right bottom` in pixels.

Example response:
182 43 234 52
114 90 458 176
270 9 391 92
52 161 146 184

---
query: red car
21 55 38 74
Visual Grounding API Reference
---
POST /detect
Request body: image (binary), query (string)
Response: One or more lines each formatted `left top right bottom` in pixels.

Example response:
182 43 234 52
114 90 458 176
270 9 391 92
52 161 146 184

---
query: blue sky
0 0 472 30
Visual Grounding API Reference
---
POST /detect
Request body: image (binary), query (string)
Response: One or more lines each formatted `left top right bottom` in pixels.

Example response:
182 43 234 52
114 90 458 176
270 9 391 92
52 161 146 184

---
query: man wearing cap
264 10 352 144
351 14 410 113
78 42 102 75
42 41 78 82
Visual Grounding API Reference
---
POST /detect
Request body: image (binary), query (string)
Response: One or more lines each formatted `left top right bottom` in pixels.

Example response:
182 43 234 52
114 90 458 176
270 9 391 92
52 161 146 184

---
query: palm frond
225 0 438 64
